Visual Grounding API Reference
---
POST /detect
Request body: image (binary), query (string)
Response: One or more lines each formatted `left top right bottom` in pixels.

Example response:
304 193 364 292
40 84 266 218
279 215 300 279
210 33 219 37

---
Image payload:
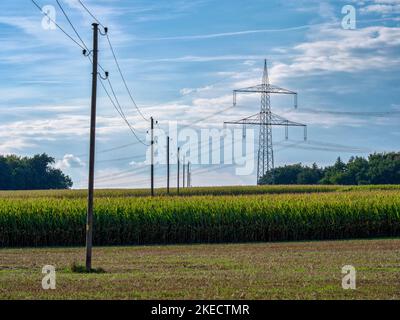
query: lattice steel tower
259 59 274 181
225 60 307 185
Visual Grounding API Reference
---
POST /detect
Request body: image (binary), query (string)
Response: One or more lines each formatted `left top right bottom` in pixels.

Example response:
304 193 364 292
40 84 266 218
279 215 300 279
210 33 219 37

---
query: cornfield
1 188 399 247
0 184 399 199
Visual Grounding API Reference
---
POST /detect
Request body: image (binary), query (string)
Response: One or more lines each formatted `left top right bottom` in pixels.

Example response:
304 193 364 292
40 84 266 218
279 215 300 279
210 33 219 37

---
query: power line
106 77 133 120
105 34 150 122
86 136 370 186
77 0 106 29
97 141 143 154
74 2 152 152
57 0 110 102
93 165 151 185
182 135 370 181
99 79 148 146
75 164 149 185
72 140 144 159
190 141 301 179
30 0 86 51
88 54 149 148
32 1 146 159
96 155 144 164
55 0 89 51
50 0 151 162
89 55 149 146
98 77 150 146
95 166 149 183
106 77 147 134
76 0 149 122
294 108 400 117
180 104 237 130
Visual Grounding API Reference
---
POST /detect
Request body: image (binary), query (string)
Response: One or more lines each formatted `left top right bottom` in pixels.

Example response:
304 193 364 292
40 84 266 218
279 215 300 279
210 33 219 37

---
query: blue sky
0 0 399 188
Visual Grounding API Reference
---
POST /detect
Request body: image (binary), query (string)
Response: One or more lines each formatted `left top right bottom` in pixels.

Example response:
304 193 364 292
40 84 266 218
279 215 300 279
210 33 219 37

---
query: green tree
0 157 12 190
368 152 400 184
320 157 347 185
259 152 400 186
297 163 323 184
260 163 303 185
345 157 370 185
0 154 73 190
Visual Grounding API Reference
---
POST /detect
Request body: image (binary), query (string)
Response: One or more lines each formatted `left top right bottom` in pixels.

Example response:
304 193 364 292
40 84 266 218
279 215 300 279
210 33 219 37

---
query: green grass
0 239 399 300
69 262 106 274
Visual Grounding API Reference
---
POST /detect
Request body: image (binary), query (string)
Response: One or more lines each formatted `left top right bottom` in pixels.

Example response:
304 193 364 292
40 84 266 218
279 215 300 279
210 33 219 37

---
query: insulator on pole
304 126 308 141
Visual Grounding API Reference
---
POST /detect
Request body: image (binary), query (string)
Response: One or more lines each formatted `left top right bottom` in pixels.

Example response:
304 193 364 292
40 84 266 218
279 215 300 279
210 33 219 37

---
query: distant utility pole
167 136 170 194
177 147 180 195
86 23 99 273
183 156 186 188
187 161 191 188
151 117 154 197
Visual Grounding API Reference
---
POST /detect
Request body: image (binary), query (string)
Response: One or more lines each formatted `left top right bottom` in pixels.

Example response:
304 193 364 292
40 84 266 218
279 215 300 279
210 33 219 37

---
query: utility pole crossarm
234 84 298 108
225 112 307 141
234 84 297 95
224 112 307 127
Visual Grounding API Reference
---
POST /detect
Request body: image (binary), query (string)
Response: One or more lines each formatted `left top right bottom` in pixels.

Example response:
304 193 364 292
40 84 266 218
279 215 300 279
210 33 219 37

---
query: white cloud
180 85 214 96
192 94 232 107
129 160 147 167
55 154 85 170
360 0 400 14
0 112 150 157
243 60 257 66
269 25 400 82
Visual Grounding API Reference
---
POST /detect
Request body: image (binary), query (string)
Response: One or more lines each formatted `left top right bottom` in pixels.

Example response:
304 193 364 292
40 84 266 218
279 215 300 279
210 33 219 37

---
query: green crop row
1 184 400 199
1 190 400 247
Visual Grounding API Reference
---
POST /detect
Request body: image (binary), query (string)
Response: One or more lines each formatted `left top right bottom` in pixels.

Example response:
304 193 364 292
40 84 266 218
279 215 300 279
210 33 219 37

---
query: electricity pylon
225 60 307 185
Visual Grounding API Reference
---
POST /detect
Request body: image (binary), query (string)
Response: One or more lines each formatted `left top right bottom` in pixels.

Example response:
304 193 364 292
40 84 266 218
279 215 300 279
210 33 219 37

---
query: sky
0 0 399 188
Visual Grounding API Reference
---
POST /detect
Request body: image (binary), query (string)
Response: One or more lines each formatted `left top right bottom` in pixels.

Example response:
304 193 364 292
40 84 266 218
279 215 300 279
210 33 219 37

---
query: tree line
0 154 72 190
260 152 400 185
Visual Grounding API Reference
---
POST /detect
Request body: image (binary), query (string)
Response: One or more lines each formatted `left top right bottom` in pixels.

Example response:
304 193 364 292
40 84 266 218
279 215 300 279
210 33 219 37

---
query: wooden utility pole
167 136 170 194
86 23 99 272
177 147 180 195
151 117 154 197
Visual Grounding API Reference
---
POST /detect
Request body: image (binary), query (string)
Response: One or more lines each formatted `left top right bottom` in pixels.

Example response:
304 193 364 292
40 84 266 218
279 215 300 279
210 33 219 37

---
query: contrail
136 25 313 41
134 17 400 41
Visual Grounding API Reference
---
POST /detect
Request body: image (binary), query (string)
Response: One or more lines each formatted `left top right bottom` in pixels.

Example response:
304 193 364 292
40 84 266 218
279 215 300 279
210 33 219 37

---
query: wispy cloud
0 138 35 154
360 0 400 14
